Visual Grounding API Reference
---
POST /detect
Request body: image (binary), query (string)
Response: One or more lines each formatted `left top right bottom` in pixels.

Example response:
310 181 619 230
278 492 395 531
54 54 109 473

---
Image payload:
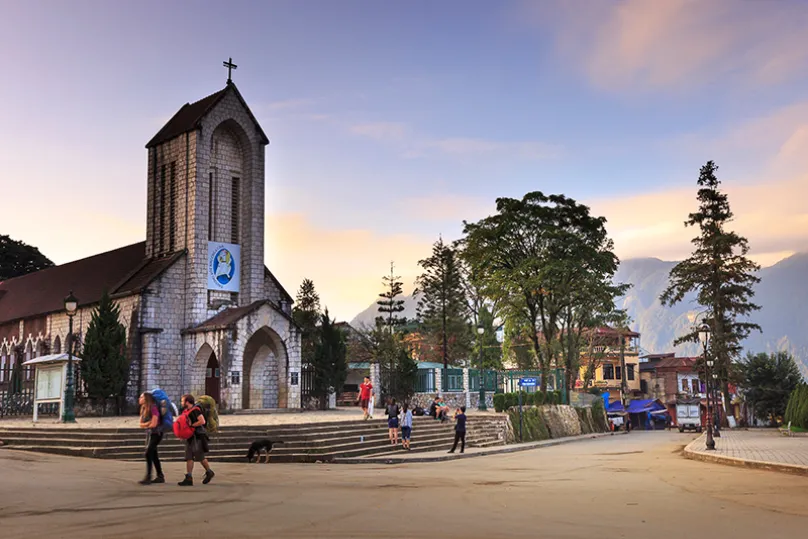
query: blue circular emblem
212 248 235 285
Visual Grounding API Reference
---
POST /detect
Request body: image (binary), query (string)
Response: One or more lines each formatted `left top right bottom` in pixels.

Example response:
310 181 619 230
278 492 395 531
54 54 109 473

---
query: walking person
448 406 467 454
358 376 374 420
138 392 165 485
177 394 215 487
401 403 413 451
386 397 401 446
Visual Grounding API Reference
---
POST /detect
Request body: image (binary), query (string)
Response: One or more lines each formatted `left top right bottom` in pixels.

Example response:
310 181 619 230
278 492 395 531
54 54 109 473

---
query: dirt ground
1 431 807 539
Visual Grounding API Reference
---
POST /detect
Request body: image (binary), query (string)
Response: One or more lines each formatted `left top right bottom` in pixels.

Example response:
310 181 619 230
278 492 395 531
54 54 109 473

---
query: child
401 403 413 450
448 406 467 454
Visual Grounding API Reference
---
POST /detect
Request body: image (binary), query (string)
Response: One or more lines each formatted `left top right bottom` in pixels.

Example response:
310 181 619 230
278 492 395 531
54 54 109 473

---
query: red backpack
173 407 196 439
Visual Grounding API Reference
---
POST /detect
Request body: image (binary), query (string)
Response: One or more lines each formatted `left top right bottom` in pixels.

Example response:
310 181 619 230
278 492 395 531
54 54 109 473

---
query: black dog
246 439 283 463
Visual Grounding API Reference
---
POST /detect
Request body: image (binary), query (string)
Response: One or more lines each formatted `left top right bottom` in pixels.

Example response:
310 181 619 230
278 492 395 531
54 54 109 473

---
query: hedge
784 384 808 429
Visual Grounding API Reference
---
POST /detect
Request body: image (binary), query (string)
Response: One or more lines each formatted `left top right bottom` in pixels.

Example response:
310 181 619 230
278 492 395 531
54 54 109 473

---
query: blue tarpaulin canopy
626 399 666 414
607 401 626 413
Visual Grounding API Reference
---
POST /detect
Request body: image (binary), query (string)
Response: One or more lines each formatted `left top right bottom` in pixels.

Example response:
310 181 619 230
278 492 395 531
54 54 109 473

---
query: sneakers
202 470 215 485
178 476 193 487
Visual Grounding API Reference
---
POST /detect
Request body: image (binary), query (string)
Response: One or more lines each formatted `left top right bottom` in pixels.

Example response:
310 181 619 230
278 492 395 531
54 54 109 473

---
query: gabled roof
0 242 181 325
146 83 269 148
184 299 299 334
264 266 292 303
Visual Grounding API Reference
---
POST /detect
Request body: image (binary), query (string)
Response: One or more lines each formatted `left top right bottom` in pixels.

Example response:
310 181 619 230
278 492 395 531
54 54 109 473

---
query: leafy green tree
0 235 53 280
414 237 470 368
661 161 762 421
81 291 128 410
741 351 802 425
311 310 348 410
785 384 808 430
473 305 503 370
292 278 321 365
462 192 620 393
501 320 534 370
376 262 406 330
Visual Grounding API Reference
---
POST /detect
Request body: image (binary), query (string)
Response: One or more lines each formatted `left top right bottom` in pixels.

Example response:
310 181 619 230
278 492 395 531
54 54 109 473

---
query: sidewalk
684 429 808 476
334 431 626 464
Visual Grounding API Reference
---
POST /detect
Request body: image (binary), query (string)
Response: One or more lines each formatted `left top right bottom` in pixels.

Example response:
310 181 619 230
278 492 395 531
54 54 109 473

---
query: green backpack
196 395 219 434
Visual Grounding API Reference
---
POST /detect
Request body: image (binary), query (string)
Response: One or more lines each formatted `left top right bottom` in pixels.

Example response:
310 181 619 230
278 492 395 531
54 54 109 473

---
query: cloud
349 122 560 160
265 98 315 111
529 0 808 93
264 213 433 321
349 122 407 141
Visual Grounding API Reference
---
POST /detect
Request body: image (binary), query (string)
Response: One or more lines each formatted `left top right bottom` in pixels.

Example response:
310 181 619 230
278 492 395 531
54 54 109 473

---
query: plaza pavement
3 431 808 538
685 428 808 475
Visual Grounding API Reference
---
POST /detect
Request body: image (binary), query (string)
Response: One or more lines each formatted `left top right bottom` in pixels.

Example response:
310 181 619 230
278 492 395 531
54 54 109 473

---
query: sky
2 0 808 321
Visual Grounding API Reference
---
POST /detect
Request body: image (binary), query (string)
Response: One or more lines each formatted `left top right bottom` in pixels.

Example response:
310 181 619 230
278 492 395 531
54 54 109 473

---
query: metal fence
468 369 499 392
414 369 436 393
441 368 464 393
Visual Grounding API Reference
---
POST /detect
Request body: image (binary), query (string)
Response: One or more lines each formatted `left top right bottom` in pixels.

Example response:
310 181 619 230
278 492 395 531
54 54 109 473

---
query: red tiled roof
655 357 700 370
0 242 182 325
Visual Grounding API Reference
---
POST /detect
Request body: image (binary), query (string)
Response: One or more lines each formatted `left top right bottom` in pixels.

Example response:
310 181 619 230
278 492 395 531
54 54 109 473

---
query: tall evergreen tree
0 235 53 280
377 262 406 330
292 279 321 365
661 161 762 421
414 237 470 369
311 309 348 410
81 291 128 411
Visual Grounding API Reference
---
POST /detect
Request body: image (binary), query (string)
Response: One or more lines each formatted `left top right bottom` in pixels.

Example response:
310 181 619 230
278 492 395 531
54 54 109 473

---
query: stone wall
505 404 609 443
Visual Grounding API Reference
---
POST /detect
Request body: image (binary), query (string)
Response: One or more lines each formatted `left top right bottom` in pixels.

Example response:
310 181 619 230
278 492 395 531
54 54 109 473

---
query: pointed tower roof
145 83 269 148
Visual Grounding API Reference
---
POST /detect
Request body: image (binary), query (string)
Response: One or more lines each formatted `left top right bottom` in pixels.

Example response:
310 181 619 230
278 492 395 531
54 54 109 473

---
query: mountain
349 253 808 377
350 294 418 329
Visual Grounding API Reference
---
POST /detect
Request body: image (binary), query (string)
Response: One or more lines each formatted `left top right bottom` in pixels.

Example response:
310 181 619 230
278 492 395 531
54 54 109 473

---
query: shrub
591 398 608 432
785 384 808 429
493 393 507 413
534 391 546 405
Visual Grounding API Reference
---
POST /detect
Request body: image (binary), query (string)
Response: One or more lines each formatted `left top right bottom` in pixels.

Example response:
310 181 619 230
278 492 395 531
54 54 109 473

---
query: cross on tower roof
223 57 238 85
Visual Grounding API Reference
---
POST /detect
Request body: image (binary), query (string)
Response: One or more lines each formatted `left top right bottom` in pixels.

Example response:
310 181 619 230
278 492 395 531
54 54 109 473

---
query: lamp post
476 323 486 411
699 323 715 451
62 291 78 423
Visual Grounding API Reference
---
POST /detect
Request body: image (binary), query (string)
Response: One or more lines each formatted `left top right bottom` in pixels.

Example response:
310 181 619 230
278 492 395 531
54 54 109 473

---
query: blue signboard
518 377 538 387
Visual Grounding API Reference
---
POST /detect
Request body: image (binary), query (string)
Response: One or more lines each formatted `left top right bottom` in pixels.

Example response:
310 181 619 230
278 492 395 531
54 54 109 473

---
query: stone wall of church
145 134 197 259
138 256 188 399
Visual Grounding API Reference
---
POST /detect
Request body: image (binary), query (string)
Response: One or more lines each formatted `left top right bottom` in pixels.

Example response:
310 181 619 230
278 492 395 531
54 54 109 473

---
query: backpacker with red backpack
173 406 196 440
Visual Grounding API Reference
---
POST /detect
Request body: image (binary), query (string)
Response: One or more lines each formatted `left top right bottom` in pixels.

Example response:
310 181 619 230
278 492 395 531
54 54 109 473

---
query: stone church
0 79 302 411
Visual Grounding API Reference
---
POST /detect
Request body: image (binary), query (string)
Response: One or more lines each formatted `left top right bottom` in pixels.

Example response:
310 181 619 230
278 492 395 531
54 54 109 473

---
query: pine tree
292 279 321 365
311 310 348 410
81 291 128 410
661 161 762 421
414 237 470 369
376 262 406 330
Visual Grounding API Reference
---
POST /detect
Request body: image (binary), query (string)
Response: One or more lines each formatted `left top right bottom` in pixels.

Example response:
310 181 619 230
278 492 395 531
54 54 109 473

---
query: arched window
53 335 62 354
24 341 33 381
0 346 7 383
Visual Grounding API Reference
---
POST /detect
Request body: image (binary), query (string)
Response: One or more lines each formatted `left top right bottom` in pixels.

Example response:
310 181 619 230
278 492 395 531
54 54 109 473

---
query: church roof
184 299 299 334
146 84 269 148
0 242 180 325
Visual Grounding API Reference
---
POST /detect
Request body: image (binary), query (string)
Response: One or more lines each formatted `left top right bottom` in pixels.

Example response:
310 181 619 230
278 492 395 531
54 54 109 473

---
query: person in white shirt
401 403 413 450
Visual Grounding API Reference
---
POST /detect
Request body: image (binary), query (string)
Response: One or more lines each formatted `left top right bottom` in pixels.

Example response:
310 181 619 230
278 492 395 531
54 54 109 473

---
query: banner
207 242 240 292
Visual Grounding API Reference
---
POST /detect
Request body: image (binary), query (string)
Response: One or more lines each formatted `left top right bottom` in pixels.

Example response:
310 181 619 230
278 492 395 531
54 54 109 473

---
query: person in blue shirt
401 403 413 450
448 406 467 454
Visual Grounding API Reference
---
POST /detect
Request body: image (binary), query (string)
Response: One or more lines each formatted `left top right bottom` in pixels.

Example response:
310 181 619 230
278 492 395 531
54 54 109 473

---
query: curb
332 431 626 464
683 435 808 477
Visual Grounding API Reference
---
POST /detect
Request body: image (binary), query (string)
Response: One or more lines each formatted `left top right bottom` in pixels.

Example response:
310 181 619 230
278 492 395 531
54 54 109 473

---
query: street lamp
62 291 78 423
477 323 486 411
699 323 715 451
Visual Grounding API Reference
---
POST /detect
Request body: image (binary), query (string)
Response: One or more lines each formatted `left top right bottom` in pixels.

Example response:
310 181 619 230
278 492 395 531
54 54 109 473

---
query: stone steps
0 416 508 463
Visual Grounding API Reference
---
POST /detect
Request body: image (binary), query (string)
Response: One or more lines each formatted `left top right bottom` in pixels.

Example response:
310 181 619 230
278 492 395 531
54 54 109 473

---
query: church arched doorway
205 353 221 403
242 326 287 409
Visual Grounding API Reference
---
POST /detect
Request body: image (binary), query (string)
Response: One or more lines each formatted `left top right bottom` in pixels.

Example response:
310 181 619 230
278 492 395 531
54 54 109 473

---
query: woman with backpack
138 392 165 485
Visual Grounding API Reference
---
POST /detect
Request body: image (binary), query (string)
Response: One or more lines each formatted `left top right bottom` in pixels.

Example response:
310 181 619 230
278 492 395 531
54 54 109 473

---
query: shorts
360 398 369 409
388 417 399 429
401 426 412 440
184 435 209 462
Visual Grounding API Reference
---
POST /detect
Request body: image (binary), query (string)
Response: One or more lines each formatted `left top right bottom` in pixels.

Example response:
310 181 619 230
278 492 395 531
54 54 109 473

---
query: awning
607 401 626 413
22 353 81 366
626 399 666 414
